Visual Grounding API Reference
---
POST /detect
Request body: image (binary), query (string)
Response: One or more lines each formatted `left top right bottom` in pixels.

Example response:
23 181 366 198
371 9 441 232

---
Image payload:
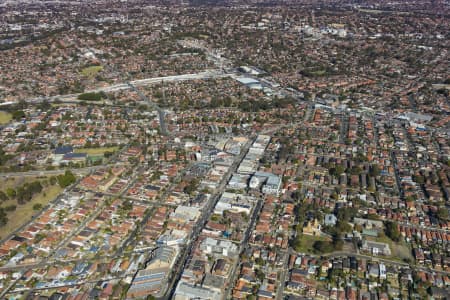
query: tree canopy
57 170 76 188
384 221 401 242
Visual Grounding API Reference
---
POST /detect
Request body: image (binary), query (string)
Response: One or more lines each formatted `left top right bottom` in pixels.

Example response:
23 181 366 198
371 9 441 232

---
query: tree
405 195 415 202
255 268 265 282
291 190 302 201
255 257 264 265
33 203 43 211
104 151 114 158
128 157 138 165
0 191 8 201
184 178 200 195
384 221 401 242
313 241 334 253
356 152 368 163
16 186 30 204
335 165 345 176
0 208 8 226
6 188 16 199
49 176 57 185
367 213 380 220
11 110 25 120
57 170 76 188
336 220 352 234
77 92 104 101
436 207 449 222
293 236 303 252
0 147 13 166
121 201 133 211
337 207 357 222
350 166 363 175
37 100 51 111
369 164 381 177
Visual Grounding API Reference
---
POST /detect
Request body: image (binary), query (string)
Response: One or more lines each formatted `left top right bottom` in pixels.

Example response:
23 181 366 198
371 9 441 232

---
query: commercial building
174 281 222 300
126 246 179 299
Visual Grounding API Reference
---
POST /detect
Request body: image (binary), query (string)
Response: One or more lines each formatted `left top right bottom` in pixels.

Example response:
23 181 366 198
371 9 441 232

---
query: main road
161 136 255 300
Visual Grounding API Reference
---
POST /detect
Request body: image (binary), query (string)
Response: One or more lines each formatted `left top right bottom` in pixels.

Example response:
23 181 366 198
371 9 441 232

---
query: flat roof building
174 281 222 300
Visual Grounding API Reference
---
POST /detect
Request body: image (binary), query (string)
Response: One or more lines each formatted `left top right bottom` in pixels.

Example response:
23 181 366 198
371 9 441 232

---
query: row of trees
0 208 7 226
0 180 44 227
0 171 77 228
1 181 43 205
0 171 75 206
77 91 107 101
15 181 43 205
